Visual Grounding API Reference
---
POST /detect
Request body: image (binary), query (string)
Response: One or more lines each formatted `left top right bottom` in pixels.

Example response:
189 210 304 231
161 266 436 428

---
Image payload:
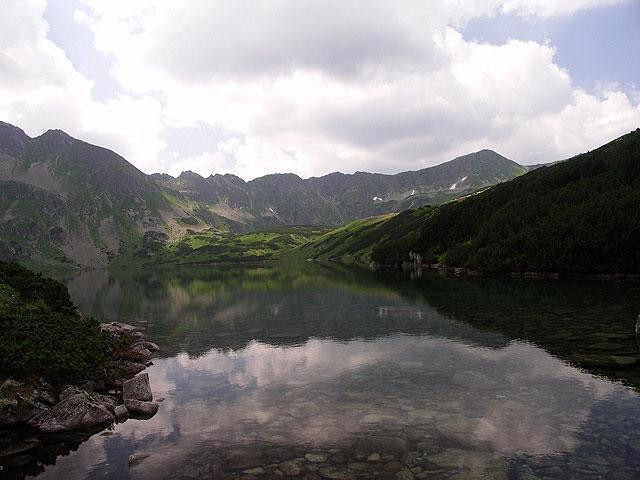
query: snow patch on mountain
449 176 468 190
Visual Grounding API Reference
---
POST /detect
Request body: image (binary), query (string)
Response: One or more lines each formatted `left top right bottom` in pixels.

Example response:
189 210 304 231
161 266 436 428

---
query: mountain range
0 121 527 268
296 128 640 275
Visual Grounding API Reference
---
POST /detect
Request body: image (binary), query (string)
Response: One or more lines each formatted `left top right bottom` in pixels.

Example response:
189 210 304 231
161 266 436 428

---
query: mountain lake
4 263 640 480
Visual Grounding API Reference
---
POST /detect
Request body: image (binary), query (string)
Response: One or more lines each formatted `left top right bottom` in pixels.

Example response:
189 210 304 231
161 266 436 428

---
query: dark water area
4 263 640 479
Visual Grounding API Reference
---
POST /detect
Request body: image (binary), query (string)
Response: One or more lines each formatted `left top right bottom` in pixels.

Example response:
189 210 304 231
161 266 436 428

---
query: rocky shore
0 322 159 435
395 261 640 282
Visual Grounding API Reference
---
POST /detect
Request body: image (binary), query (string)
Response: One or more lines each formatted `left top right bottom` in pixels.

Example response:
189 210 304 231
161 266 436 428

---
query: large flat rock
28 391 114 433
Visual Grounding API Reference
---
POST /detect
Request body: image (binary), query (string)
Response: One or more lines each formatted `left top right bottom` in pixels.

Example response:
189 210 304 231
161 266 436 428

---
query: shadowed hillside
295 129 640 275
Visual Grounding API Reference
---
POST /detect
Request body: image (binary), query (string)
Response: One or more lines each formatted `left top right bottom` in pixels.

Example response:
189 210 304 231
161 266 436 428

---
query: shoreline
1 321 160 439
371 261 640 282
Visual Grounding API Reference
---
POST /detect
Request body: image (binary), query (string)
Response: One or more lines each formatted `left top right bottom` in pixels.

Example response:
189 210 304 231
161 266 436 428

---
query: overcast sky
1 0 638 180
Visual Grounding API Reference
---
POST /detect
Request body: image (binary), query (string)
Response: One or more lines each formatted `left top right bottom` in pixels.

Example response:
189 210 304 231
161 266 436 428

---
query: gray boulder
100 322 144 343
118 361 147 377
92 393 118 413
28 391 114 433
0 378 55 426
121 344 153 362
124 399 159 417
114 404 129 421
100 321 137 338
123 373 152 402
59 386 116 412
136 341 160 353
59 386 84 401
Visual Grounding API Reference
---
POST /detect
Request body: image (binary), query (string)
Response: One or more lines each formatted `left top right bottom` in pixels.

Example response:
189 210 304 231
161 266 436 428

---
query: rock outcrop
122 373 158 416
28 390 114 433
0 378 56 426
0 379 55 426
1 322 159 436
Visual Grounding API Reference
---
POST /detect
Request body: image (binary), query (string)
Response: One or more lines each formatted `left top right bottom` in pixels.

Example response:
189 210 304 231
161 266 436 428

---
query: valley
0 121 526 270
3 3 639 479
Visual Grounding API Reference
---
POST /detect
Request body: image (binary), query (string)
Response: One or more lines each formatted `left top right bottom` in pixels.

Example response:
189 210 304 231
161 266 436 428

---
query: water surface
7 264 640 479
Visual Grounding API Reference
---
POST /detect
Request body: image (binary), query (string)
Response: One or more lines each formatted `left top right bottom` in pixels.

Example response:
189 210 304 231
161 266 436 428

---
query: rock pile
0 322 159 434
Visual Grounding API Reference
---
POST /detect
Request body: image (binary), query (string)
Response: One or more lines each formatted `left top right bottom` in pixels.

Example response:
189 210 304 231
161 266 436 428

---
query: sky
0 0 638 180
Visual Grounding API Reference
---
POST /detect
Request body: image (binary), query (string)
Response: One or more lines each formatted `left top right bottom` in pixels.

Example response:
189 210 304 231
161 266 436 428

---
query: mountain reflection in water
17 264 640 479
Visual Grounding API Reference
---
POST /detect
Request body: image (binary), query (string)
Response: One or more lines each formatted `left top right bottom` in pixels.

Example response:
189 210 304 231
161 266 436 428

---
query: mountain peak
0 121 27 135
34 128 75 150
0 121 30 156
39 128 72 139
178 170 205 180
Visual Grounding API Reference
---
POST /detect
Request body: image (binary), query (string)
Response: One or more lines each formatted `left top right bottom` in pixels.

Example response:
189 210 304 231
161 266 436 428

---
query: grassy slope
289 208 435 264
294 129 640 274
132 225 330 265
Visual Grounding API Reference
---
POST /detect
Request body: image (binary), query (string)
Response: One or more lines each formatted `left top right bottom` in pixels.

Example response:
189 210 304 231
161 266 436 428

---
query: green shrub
0 261 108 383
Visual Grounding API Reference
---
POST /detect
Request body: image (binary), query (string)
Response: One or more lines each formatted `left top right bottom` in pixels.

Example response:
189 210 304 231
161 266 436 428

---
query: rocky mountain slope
0 121 527 268
153 149 526 227
0 122 209 268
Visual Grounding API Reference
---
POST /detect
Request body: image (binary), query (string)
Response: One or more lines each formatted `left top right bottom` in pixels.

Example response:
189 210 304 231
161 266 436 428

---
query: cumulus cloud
0 0 637 179
0 0 167 172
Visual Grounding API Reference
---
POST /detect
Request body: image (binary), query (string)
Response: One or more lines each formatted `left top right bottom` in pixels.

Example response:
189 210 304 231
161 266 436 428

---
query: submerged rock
452 371 498 390
123 373 153 402
570 354 638 369
129 453 150 467
305 453 328 463
227 448 264 469
318 466 350 479
28 390 114 433
279 461 301 476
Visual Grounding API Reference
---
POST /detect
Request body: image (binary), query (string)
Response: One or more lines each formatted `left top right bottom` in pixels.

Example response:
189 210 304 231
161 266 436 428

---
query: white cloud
501 0 629 17
495 88 640 162
0 0 167 172
0 0 637 180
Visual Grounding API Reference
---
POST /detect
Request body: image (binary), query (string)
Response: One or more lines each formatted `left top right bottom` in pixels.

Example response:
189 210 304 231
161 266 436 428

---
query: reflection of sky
35 329 637 480
48 268 640 479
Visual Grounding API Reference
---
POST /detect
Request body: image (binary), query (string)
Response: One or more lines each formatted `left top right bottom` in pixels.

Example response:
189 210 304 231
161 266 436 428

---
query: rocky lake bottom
2 264 640 479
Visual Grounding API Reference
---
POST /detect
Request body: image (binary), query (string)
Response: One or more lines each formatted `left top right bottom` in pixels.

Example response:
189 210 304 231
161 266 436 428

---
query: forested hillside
300 129 640 275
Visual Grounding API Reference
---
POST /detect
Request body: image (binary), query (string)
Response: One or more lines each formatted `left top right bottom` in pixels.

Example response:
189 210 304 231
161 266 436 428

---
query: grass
131 225 330 265
287 208 435 265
